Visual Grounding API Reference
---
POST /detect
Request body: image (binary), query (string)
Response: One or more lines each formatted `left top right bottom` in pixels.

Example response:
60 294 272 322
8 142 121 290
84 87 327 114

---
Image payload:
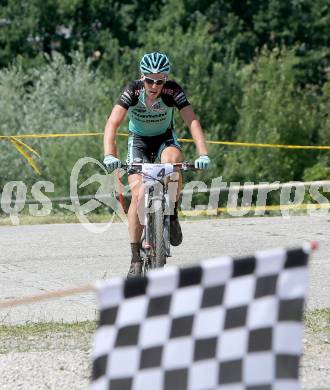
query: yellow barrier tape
9 138 41 175
11 136 40 157
177 138 330 150
1 131 329 174
0 132 103 139
180 202 330 217
1 132 330 150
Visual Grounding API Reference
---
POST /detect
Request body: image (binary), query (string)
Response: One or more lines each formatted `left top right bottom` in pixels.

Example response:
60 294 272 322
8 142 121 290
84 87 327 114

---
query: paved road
0 215 329 324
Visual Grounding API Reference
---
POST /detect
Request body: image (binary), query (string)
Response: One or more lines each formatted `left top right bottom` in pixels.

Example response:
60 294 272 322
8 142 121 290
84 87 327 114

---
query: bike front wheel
149 198 166 269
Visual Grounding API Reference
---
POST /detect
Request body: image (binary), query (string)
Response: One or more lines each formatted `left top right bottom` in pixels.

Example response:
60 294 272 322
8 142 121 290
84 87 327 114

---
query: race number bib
141 163 174 182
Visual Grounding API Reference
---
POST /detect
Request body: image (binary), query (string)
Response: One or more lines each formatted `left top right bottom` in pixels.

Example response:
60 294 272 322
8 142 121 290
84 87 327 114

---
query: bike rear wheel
149 198 166 269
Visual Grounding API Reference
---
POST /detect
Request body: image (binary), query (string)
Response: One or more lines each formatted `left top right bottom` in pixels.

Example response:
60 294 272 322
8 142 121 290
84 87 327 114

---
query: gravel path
0 215 329 324
0 215 329 389
0 331 91 389
0 327 329 389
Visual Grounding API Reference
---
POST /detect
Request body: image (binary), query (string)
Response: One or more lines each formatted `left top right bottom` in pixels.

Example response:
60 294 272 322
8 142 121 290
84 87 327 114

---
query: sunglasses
143 76 167 86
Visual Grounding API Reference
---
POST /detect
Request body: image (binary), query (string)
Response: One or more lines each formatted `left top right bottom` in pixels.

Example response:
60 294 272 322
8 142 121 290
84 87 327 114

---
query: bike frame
121 162 195 274
143 177 170 257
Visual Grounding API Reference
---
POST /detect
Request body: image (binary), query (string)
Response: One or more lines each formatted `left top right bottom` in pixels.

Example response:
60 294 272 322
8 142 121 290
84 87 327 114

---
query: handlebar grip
121 163 142 168
173 162 198 171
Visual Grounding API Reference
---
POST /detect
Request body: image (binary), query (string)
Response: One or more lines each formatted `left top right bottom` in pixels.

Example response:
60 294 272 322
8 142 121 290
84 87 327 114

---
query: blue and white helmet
140 52 170 74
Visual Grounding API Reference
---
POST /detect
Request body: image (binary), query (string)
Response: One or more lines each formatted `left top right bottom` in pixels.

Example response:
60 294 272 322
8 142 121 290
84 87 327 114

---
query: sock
130 242 141 263
171 201 179 220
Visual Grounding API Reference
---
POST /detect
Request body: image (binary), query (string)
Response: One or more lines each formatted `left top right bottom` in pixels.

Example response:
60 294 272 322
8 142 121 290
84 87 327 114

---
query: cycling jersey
127 128 181 166
116 80 190 136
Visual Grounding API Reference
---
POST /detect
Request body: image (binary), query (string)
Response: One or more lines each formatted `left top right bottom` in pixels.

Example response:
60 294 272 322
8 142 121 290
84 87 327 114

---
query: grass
0 309 329 337
0 309 328 356
0 320 97 338
0 320 97 354
0 208 311 226
304 308 330 334
0 213 121 226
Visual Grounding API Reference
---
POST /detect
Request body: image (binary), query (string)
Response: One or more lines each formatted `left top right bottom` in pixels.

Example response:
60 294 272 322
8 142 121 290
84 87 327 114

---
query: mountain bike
121 162 195 275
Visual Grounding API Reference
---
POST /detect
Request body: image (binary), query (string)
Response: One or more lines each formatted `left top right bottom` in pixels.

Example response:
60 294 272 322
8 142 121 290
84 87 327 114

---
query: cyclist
103 52 210 277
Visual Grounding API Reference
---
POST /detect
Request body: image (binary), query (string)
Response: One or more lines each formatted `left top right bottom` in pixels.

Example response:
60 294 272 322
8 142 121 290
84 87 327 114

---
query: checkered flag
91 246 309 390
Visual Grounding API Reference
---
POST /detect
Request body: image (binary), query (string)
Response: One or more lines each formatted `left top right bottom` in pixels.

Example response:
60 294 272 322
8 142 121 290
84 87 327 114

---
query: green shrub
223 47 320 184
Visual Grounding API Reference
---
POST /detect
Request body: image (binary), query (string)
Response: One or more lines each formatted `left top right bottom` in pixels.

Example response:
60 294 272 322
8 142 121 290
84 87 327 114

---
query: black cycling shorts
126 128 182 164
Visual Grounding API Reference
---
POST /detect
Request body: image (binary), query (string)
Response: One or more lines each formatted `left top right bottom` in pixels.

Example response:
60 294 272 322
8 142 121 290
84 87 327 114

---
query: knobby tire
150 198 166 269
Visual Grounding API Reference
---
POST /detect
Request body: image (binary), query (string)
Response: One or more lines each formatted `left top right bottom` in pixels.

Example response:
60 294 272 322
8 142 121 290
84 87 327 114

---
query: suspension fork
143 182 167 252
163 187 171 257
143 184 153 251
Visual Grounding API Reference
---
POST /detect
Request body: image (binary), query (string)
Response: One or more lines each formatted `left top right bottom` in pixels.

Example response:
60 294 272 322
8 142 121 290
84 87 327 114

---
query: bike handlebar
120 162 197 172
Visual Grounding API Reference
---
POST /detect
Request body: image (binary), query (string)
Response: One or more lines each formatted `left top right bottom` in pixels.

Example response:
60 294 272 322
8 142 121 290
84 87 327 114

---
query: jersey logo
162 88 174 95
151 102 166 113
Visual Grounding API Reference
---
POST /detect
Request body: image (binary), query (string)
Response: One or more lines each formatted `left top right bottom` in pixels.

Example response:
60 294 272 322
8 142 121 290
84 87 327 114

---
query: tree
223 47 319 183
